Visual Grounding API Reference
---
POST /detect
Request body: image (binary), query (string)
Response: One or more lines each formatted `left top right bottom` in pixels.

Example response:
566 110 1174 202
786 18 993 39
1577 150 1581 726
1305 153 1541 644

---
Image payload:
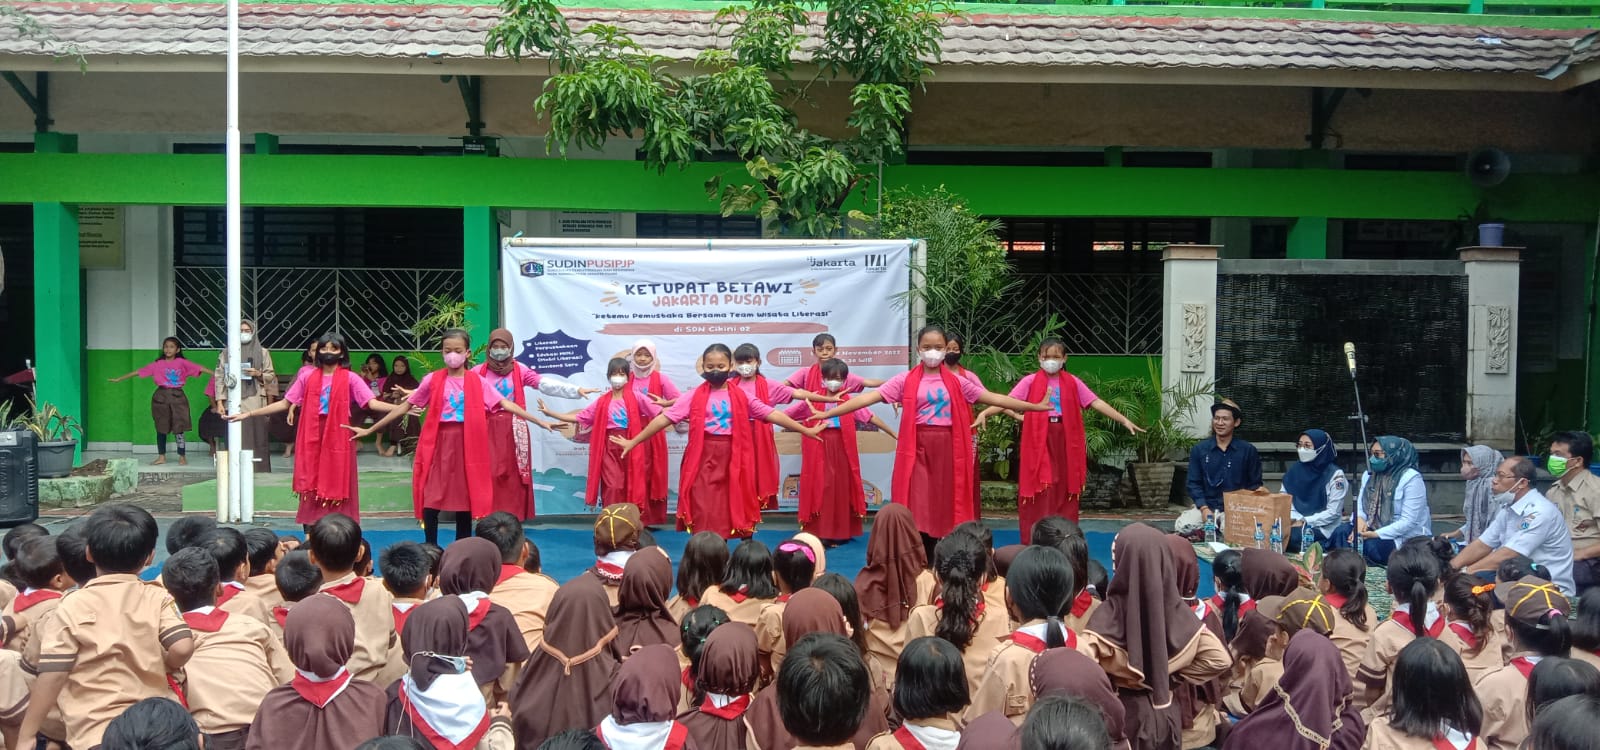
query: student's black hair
307 512 363 572
440 328 472 349
1405 535 1456 573
1388 637 1482 740
772 541 817 594
537 729 609 750
1530 694 1600 750
522 539 542 574
356 737 432 750
1213 549 1247 640
681 604 731 696
811 334 837 349
475 511 527 565
1443 573 1495 657
1575 589 1600 653
162 547 220 613
202 527 249 583
819 358 849 380
813 572 871 657
1528 658 1600 725
914 325 948 348
679 531 730 601
0 523 48 590
361 352 388 378
777 633 870 746
15 536 63 590
733 343 761 363
1500 554 1553 585
605 357 631 379
894 636 970 720
721 539 778 599
1037 337 1069 359
1051 534 1091 604
379 541 432 599
1320 548 1370 632
275 550 324 603
313 332 352 368
421 542 446 576
1509 606 1574 659
156 336 187 361
1007 546 1075 648
932 531 987 650
165 516 217 555
244 527 279 577
1021 695 1111 750
951 520 997 579
101 697 201 750
300 336 317 365
356 539 373 577
391 354 413 375
701 342 733 363
84 503 159 574
638 529 657 550
1031 516 1084 548
55 522 95 585
1385 543 1442 639
1085 560 1108 601
1553 431 1595 466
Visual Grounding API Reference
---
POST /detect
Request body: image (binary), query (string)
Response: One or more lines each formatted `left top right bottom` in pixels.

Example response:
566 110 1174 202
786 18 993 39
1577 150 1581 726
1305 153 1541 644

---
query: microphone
1343 342 1357 374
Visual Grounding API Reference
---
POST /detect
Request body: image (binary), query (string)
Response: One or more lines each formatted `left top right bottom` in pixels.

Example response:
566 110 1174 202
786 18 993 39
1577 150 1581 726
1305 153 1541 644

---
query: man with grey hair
1450 455 1576 596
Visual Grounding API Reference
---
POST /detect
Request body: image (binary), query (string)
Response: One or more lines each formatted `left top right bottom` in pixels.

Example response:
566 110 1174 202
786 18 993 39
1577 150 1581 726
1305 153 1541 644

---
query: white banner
501 239 916 516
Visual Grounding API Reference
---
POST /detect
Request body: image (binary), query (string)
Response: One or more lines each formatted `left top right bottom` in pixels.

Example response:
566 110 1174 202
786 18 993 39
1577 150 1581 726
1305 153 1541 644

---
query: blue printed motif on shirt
319 383 331 415
446 390 465 421
1049 384 1062 415
494 377 513 398
919 387 951 421
708 399 733 432
609 403 629 429
164 367 181 388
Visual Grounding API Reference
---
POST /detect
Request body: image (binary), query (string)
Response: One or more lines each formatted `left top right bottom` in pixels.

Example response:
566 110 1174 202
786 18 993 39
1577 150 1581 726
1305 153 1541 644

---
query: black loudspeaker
1466 148 1511 188
0 430 39 528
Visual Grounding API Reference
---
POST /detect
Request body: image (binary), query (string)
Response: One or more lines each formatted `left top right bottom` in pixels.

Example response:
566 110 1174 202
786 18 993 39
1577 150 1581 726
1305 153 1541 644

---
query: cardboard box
1223 490 1294 548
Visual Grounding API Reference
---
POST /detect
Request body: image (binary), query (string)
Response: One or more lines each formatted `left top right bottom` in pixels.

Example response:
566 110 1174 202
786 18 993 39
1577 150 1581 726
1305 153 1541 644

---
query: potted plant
11 397 82 478
1461 202 1505 248
1089 359 1210 509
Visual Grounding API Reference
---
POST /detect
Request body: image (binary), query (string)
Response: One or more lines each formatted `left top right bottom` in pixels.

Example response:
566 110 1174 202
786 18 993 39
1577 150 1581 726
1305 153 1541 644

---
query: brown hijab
439 537 531 686
781 588 847 648
1222 631 1364 750
957 711 1021 750
748 590 888 750
680 623 760 750
618 548 682 654
487 328 517 376
1163 535 1201 602
510 573 621 749
611 644 684 724
1030 647 1127 748
1240 548 1299 600
385 597 490 743
994 544 1024 578
856 502 926 629
1086 523 1201 706
1163 533 1225 730
249 595 387 750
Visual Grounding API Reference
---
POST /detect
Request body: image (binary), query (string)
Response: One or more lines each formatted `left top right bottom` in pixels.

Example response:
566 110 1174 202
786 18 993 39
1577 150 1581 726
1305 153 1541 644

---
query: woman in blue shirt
1280 428 1348 552
1349 435 1431 565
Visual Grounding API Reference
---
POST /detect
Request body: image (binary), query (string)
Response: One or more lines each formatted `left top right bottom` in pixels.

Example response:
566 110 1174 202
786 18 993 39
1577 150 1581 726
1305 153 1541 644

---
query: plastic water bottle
1301 522 1315 555
1270 519 1284 554
1254 521 1265 550
1204 515 1217 545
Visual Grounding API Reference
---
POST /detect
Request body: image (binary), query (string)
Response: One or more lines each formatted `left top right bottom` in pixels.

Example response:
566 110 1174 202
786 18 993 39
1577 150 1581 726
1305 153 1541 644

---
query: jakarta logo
520 260 545 278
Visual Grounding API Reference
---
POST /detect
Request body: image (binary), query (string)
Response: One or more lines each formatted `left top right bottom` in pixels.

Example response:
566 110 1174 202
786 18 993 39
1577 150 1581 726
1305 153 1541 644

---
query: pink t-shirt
630 371 681 405
475 364 541 412
735 377 794 421
576 393 662 431
784 400 870 430
1007 373 1098 417
284 370 377 416
408 372 502 422
783 368 865 394
875 369 986 426
664 385 774 435
136 358 207 389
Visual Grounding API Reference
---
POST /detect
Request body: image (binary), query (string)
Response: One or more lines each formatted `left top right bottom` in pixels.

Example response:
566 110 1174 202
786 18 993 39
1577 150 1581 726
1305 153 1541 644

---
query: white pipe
240 450 254 523
215 450 229 521
504 238 892 249
223 0 243 514
910 239 928 342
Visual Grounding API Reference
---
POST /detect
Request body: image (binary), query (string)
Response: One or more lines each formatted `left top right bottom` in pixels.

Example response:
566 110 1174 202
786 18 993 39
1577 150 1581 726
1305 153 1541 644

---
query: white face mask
823 379 844 392
1297 447 1318 463
736 364 758 378
1039 359 1063 374
240 332 253 344
608 375 628 387
919 349 946 367
488 347 513 362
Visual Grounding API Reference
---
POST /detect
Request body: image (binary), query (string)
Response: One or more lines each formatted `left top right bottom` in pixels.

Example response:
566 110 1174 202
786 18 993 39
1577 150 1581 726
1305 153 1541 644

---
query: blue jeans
1328 521 1396 565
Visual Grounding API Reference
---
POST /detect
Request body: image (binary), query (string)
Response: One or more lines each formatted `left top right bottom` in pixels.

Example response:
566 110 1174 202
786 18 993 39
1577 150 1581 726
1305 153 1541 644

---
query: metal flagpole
222 0 243 521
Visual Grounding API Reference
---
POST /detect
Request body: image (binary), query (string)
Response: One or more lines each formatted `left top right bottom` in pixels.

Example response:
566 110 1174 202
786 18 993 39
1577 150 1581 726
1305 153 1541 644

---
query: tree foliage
485 0 955 237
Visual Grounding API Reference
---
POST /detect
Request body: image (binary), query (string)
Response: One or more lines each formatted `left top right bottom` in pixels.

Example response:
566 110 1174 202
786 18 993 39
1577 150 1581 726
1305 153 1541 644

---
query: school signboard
501 239 918 517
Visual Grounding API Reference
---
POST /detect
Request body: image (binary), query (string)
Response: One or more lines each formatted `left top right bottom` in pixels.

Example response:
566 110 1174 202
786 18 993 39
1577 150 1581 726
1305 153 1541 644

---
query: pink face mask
1460 464 1479 480
442 352 467 369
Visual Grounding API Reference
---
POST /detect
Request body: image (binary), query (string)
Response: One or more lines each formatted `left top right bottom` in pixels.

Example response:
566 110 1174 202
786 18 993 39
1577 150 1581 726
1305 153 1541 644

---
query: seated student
702 539 780 629
1084 561 1108 602
1220 631 1364 750
775 633 872 750
1319 549 1376 678
162 548 292 750
812 573 890 695
475 512 560 652
1443 573 1508 683
509 575 623 749
680 621 759 750
669 532 729 622
437 538 530 701
1364 637 1484 750
1477 578 1575 750
203 527 272 626
757 540 818 679
540 729 610 750
1529 693 1600 750
6 524 94 748
379 542 435 636
958 712 1021 750
102 696 203 750
856 504 936 687
1357 543 1453 714
1019 695 1113 750
20 504 196 750
246 595 388 750
241 528 284 611
1030 646 1128 750
952 522 1009 629
307 514 405 687
966 545 1077 725
1163 535 1226 749
747 590 890 750
907 533 1012 699
1225 600 1290 717
587 504 644 610
677 605 731 713
1 536 73 654
0 523 48 605
270 550 324 639
1527 658 1600 724
616 548 680 659
869 637 968 750
593 644 687 750
1209 550 1251 642
357 539 376 578
383 596 516 750
1574 590 1600 672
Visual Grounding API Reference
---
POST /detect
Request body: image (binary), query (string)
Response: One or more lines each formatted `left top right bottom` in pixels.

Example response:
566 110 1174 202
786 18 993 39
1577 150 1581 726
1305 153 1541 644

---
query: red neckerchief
167 675 189 709
1432 735 1477 750
594 559 626 582
777 594 791 604
1322 592 1349 609
1209 595 1257 615
935 582 987 625
1390 610 1446 639
729 591 749 604
394 603 417 634
894 726 927 750
498 564 524 586
466 596 492 631
587 385 646 508
1010 626 1078 653
741 375 780 499
891 365 974 535
291 669 353 708
681 666 693 689
12 589 61 613
182 609 230 633
272 606 290 629
677 382 758 536
216 583 244 607
699 695 751 720
1018 370 1087 504
1449 622 1478 650
799 366 864 523
323 577 365 604
1511 656 1538 679
684 596 699 608
412 370 493 519
595 721 689 750
1071 590 1095 618
633 370 670 501
400 679 492 750
1190 599 1210 620
295 367 357 501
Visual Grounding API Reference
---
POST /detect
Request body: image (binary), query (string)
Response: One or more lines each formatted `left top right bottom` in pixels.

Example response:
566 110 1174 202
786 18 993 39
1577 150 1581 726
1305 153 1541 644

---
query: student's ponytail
1322 549 1370 632
1215 550 1245 641
1443 574 1495 657
1387 544 1442 639
933 533 986 651
1542 611 1573 658
1045 615 1067 649
1406 580 1430 638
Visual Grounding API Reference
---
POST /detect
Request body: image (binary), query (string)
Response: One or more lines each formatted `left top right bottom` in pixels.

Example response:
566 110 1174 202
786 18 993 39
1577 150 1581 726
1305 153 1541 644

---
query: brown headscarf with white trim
249 595 388 749
509 573 621 748
679 623 760 750
617 548 681 654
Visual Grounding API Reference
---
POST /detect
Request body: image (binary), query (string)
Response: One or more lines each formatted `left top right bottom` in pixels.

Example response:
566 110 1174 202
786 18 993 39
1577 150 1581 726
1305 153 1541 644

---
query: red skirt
907 425 960 538
677 435 744 539
421 422 470 512
486 410 534 520
1018 420 1081 542
754 419 779 511
800 428 863 541
641 432 670 526
295 458 361 525
597 429 636 509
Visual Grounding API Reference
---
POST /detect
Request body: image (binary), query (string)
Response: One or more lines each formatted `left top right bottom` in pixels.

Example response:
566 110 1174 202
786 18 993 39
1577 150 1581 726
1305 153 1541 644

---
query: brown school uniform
962 622 1086 725
865 716 962 750
1223 657 1283 717
1077 626 1233 713
181 607 295 740
490 566 560 651
218 581 274 625
1355 609 1462 716
703 588 775 630
318 573 406 686
1328 606 1376 680
1363 717 1479 750
243 572 285 611
34 573 193 750
905 594 1012 698
1475 656 1536 750
1447 621 1508 685
863 569 936 687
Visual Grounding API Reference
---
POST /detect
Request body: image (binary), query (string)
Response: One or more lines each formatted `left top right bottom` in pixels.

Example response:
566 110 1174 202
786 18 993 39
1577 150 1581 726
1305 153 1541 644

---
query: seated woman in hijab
1345 436 1431 566
617 549 681 658
596 645 693 750
1281 429 1349 552
385 596 516 750
246 596 388 750
1220 630 1364 750
1443 445 1506 548
679 622 760 750
510 574 623 748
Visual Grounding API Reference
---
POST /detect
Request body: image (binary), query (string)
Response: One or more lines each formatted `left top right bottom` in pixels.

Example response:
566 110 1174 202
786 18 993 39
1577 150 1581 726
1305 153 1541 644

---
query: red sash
746 375 780 499
1322 592 1349 609
699 695 751 720
1431 735 1477 750
1018 371 1087 499
272 606 290 629
677 383 759 535
466 596 492 630
587 386 646 508
400 680 492 750
636 371 670 500
1511 656 1538 679
681 666 694 689
413 370 493 519
12 589 61 613
182 609 229 633
294 367 357 500
1071 590 1095 618
1010 626 1077 653
324 577 366 604
498 564 525 586
891 365 973 527
394 603 416 635
292 669 353 708
216 583 243 607
167 674 189 709
1210 595 1257 615
1449 622 1478 650
1390 610 1446 639
798 365 865 523
894 726 927 750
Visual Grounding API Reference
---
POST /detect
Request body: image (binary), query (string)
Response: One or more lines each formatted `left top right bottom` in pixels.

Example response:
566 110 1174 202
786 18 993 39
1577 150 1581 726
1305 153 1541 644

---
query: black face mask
701 370 732 386
317 352 341 366
945 352 962 367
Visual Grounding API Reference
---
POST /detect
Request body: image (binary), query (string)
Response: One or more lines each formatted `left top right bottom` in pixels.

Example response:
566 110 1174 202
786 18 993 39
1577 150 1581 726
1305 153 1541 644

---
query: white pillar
1161 245 1221 437
1462 247 1521 451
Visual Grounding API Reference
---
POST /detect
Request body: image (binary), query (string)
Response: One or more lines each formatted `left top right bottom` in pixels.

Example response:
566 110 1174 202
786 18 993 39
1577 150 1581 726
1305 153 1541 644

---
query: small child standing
109 337 209 466
785 358 897 544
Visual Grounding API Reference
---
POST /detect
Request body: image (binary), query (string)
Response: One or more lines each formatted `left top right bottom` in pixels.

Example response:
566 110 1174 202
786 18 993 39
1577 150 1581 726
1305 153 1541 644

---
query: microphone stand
1346 361 1373 543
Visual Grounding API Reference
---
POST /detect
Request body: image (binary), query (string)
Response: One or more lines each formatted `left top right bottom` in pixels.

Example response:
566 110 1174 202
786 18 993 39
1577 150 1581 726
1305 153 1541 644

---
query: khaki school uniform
866 716 961 750
1447 623 1508 685
183 608 294 740
1475 657 1534 750
319 573 405 686
1570 648 1600 671
218 582 274 626
1 590 62 658
15 597 67 742
243 572 284 611
1328 606 1377 680
962 623 1089 725
1062 596 1102 634
667 589 717 624
1356 613 1464 717
985 575 1011 628
490 569 561 652
905 596 1013 698
35 574 193 750
1079 626 1233 714
756 598 790 677
702 588 775 630
863 570 936 687
1224 657 1283 717
1364 717 1478 750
